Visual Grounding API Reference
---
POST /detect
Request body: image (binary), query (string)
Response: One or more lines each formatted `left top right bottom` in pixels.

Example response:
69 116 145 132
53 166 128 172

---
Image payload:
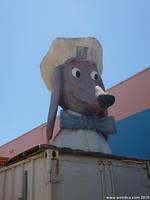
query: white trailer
0 144 150 200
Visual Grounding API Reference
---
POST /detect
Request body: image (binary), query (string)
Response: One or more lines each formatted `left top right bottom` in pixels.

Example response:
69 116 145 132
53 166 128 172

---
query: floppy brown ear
46 67 62 141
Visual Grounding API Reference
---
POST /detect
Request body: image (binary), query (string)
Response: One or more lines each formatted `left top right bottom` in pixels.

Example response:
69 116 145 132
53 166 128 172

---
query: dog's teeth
95 85 106 97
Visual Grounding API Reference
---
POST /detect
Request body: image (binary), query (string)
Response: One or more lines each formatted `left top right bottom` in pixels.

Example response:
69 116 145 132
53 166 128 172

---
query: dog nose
95 86 115 109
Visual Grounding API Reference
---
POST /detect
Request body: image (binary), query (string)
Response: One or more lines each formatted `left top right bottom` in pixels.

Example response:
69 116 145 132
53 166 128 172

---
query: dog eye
72 68 81 78
91 71 98 80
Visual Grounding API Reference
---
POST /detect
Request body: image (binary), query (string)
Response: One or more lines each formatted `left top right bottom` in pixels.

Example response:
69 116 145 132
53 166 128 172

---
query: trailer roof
3 144 149 167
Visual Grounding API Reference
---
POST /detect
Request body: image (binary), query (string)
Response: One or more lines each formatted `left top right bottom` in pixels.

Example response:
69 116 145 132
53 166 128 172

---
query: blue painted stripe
109 109 150 159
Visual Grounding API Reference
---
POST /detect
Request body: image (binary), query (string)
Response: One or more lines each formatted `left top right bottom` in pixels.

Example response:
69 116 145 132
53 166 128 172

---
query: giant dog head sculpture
41 37 115 141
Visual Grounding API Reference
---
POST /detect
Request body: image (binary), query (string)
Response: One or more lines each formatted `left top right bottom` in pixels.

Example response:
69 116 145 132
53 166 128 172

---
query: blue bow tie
60 111 117 135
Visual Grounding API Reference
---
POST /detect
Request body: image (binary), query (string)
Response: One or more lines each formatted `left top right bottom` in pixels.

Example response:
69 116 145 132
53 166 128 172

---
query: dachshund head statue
40 37 115 141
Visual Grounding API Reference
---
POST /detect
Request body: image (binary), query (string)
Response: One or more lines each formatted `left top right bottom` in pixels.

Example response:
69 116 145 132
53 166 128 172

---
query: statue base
52 129 111 154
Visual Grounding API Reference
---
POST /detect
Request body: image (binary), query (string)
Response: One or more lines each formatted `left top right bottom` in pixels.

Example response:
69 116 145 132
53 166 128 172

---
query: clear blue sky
0 0 149 146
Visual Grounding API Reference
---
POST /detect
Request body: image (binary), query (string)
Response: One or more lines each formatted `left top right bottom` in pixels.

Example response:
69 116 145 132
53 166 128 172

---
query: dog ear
46 67 62 141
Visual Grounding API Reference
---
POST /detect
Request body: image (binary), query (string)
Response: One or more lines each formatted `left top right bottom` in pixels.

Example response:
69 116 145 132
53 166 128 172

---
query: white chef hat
40 37 103 90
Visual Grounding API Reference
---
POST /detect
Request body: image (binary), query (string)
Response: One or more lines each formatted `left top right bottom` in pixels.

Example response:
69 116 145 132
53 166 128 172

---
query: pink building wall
0 119 60 158
108 68 150 120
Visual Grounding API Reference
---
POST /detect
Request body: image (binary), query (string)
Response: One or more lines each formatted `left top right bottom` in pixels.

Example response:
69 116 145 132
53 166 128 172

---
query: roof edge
107 67 149 91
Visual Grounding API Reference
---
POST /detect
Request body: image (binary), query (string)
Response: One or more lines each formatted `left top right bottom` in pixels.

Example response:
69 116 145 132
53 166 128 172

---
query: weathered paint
0 146 150 200
0 157 8 166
